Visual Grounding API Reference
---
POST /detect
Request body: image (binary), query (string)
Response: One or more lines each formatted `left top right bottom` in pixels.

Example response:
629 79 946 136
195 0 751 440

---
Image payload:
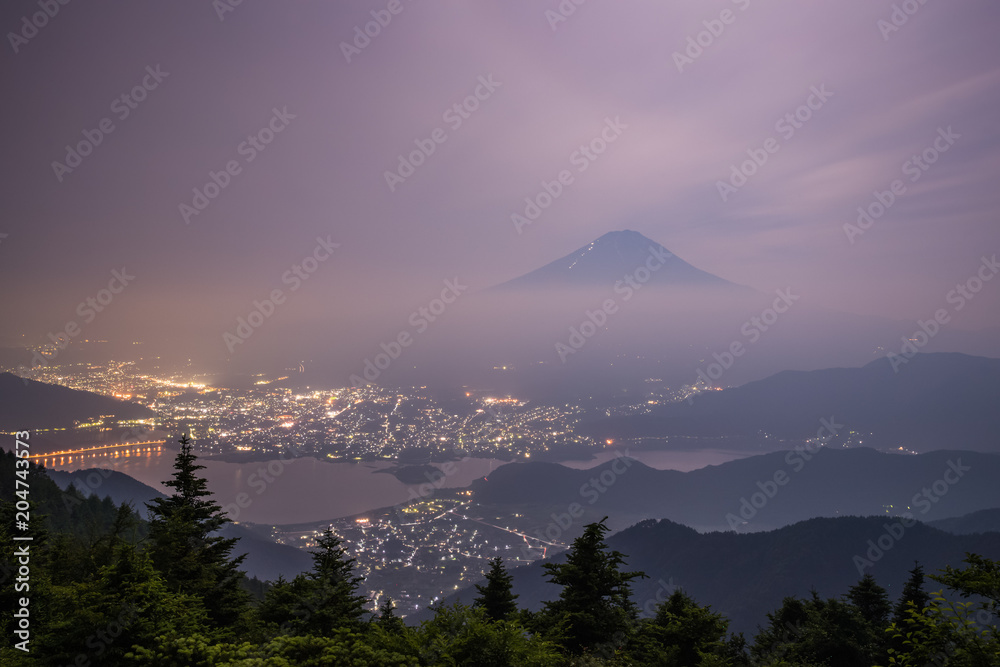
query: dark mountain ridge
429 514 1000 635
472 447 1000 532
0 371 155 430
928 508 1000 535
585 352 1000 453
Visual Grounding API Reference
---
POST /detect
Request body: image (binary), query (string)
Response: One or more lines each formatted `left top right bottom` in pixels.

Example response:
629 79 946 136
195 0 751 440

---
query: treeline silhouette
1 439 998 665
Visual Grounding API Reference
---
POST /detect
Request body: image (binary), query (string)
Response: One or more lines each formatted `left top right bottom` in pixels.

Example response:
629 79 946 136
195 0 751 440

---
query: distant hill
471 448 1000 532
428 515 1000 635
928 508 1000 535
45 467 312 582
0 372 155 430
586 353 1000 453
490 230 745 291
46 467 165 509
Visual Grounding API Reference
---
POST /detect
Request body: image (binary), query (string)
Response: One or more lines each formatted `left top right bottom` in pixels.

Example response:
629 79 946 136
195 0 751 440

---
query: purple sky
2 0 999 367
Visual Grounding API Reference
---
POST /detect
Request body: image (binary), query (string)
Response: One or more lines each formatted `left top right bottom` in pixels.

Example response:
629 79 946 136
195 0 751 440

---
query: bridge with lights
30 440 166 467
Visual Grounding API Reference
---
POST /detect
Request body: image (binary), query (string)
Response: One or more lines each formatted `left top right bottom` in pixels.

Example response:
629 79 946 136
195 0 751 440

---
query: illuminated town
2 357 903 615
270 493 565 616
10 357 715 464
9 357 839 615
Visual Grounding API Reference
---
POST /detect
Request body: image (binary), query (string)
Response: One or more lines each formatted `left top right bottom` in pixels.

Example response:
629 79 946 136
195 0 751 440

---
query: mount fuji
490 230 746 292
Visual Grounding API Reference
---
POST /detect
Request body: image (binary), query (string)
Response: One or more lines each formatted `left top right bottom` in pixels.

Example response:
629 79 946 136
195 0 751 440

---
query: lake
47 448 750 525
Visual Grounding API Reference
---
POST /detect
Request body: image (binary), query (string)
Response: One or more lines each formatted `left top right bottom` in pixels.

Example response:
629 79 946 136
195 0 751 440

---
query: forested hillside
2 440 997 665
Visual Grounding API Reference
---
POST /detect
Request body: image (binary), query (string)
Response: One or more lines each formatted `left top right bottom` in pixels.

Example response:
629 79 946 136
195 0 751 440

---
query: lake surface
47 449 750 525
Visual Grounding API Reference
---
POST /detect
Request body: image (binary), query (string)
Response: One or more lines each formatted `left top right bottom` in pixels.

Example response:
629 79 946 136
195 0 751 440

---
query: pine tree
539 517 647 654
474 557 519 622
260 528 368 636
846 573 892 665
145 435 250 629
753 592 872 667
890 562 931 658
257 575 301 631
47 542 207 664
629 590 731 665
750 596 809 664
847 573 891 628
422 603 562 666
375 597 406 634
302 527 368 630
893 562 931 625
